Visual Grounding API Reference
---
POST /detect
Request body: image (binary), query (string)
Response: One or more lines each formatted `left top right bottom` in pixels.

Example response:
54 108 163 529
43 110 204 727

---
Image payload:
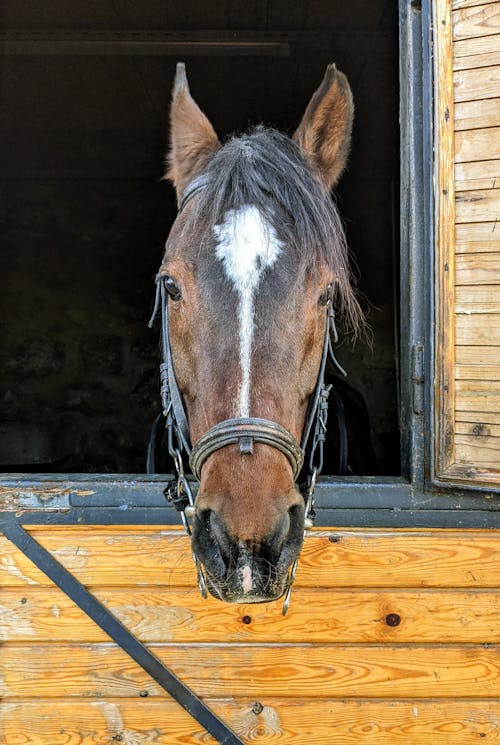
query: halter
148 175 347 613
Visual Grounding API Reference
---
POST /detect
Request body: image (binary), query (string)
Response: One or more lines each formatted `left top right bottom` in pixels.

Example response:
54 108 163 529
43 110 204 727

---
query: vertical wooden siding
435 0 500 486
1 525 500 743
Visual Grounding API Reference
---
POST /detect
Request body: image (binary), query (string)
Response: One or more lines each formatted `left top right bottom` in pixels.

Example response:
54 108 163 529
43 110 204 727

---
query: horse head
157 63 361 603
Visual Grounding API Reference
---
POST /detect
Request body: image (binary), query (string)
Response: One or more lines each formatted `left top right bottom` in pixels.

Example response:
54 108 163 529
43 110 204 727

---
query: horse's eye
165 276 182 301
319 283 333 307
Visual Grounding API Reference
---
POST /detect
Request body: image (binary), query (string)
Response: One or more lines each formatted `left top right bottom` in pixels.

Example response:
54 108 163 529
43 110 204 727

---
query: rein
149 177 347 613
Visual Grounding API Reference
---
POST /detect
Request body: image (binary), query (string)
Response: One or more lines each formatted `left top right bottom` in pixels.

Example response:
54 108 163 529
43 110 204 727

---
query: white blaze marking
241 565 254 594
214 205 283 417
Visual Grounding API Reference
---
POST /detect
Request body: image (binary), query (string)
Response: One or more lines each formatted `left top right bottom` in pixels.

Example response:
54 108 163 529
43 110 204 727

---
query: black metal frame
1 4 499 741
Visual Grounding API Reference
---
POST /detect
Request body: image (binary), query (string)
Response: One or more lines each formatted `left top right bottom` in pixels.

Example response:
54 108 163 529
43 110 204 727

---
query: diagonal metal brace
0 517 244 745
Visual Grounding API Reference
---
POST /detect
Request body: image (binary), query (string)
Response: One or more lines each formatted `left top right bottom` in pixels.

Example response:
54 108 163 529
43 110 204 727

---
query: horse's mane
178 126 363 336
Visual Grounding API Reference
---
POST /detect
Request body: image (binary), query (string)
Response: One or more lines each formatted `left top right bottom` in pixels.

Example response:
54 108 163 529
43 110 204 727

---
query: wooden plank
456 407 500 423
455 159 500 191
2 528 500 588
2 699 499 745
456 284 500 312
454 65 500 103
456 391 500 413
455 434 500 464
455 188 500 222
454 31 500 69
2 587 500 644
456 313 500 344
455 221 500 252
453 3 500 40
3 644 500 699
455 127 500 164
455 97 500 130
435 0 458 476
456 343 500 362
455 253 500 284
454 0 498 9
457 419 500 435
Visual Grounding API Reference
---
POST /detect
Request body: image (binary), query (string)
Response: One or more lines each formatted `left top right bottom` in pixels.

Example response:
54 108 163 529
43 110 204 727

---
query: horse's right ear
293 64 354 191
165 63 220 199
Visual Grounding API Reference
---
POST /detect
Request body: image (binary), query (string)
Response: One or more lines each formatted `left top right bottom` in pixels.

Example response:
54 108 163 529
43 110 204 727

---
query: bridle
148 174 346 614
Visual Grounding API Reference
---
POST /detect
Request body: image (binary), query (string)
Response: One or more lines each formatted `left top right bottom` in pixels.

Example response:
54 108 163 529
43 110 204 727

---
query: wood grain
456 312 500 343
455 252 500 284
2 587 499 644
455 127 500 163
455 436 500 464
456 407 500 424
435 0 458 476
456 419 500 435
2 699 499 744
455 188 500 222
3 644 500 699
455 97 500 130
454 65 500 103
2 528 500 588
455 159 500 191
455 221 500 253
454 31 500 69
453 3 500 40
457 343 500 363
456 284 500 312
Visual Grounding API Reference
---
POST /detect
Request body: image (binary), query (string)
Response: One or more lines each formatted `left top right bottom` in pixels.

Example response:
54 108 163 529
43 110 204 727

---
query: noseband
149 175 346 612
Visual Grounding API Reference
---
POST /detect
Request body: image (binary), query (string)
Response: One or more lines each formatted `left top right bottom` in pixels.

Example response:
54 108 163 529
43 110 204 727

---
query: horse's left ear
165 62 220 198
293 64 354 191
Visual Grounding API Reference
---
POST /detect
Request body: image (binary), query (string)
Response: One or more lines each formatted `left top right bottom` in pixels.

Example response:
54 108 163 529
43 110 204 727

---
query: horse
152 62 362 606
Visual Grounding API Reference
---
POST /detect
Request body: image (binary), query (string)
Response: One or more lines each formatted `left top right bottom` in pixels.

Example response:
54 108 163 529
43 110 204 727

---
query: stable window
1 1 497 525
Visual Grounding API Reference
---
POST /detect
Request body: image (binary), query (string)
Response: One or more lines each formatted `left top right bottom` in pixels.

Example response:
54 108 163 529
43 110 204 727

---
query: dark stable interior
0 2 399 475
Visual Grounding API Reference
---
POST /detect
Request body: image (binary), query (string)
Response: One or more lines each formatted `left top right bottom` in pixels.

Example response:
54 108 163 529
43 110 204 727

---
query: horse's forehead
213 204 284 290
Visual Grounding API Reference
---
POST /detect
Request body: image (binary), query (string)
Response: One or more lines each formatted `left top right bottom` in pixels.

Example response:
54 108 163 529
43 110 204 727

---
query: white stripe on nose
214 205 283 417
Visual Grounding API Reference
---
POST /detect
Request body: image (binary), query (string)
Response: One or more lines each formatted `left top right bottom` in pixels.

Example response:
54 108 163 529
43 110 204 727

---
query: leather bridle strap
189 417 304 481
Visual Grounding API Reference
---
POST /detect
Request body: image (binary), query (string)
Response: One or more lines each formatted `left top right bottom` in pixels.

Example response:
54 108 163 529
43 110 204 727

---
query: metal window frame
1 0 498 530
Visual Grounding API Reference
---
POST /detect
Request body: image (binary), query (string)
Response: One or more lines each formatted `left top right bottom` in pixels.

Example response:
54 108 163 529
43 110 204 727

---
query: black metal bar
0 516 245 745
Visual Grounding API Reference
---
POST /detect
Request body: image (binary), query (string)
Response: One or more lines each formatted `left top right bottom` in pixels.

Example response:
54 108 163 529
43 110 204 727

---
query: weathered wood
455 221 500 253
455 435 500 464
455 127 500 163
455 188 500 222
3 643 500 699
2 587 500 644
456 390 500 413
454 65 500 103
456 407 500 424
455 252 500 284
2 699 499 744
2 528 500 588
456 284 500 312
455 159 500 191
454 0 498 9
453 3 500 41
456 420 500 435
456 312 500 343
435 0 458 476
456 343 500 363
454 31 500 69
455 96 500 130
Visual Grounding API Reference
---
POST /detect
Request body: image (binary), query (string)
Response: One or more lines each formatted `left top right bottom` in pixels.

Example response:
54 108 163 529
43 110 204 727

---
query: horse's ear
165 63 220 197
293 64 354 190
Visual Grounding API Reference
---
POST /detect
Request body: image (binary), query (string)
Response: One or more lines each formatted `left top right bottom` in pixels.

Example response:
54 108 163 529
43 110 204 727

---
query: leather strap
189 417 304 481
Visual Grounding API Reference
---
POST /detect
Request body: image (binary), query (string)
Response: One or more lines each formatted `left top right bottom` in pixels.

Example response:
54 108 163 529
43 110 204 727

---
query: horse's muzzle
191 504 305 603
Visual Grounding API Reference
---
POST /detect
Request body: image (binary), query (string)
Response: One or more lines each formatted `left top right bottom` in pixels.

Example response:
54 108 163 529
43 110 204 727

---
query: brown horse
155 62 361 604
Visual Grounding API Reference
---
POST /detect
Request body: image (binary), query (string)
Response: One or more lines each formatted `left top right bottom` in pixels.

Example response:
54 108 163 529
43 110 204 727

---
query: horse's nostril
191 509 229 580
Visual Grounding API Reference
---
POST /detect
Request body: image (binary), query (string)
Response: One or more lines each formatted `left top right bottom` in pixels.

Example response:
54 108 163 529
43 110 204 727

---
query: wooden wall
1 525 500 743
435 0 500 487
